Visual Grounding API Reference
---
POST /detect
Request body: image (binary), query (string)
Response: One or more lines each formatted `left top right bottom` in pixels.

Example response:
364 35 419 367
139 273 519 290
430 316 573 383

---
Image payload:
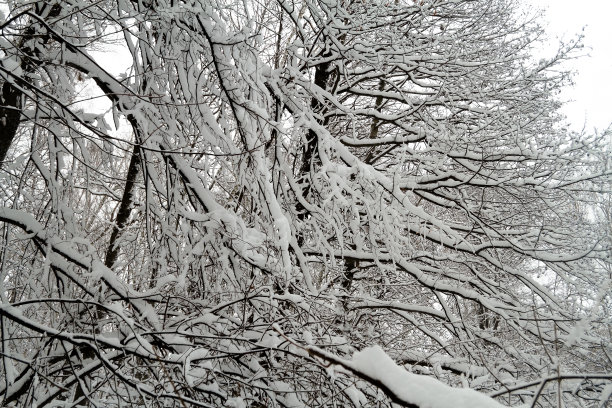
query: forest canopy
0 0 610 407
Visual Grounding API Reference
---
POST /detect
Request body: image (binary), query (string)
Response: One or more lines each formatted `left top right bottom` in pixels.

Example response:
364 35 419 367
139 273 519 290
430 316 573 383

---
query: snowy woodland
0 0 611 406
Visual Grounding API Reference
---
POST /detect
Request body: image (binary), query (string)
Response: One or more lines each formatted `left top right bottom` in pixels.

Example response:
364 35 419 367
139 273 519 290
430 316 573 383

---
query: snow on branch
307 344 506 408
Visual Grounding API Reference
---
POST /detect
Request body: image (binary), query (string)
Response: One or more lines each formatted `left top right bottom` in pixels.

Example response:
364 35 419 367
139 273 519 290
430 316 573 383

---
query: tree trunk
0 3 62 167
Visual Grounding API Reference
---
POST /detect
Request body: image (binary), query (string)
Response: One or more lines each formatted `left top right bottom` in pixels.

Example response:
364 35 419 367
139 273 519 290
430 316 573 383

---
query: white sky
527 0 612 132
2 1 609 132
91 0 612 133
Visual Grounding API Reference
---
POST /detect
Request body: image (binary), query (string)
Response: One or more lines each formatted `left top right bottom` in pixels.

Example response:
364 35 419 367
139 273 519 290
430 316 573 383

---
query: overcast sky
2 1 609 132
527 0 612 132
90 1 609 132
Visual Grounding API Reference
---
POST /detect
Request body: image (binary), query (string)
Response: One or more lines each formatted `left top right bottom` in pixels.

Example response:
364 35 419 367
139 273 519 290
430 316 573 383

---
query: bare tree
0 0 610 407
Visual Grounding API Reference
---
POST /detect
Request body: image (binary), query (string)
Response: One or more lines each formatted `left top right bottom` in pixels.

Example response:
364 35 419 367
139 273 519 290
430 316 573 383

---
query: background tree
0 0 610 407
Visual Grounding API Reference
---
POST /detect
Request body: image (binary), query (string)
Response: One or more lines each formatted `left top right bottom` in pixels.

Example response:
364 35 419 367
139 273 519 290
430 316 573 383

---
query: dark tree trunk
104 144 142 269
